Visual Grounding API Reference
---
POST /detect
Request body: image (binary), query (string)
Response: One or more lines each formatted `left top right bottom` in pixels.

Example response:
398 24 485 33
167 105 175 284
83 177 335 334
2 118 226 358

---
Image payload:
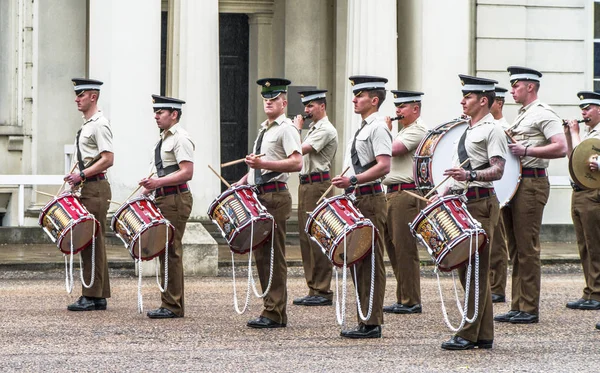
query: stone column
343 0 398 148
88 0 162 204
171 0 220 218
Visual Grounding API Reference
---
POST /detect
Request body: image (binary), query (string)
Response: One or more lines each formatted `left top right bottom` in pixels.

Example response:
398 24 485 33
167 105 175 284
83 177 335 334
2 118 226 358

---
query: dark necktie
75 128 85 171
457 128 472 171
254 128 267 184
351 121 367 168
154 137 163 171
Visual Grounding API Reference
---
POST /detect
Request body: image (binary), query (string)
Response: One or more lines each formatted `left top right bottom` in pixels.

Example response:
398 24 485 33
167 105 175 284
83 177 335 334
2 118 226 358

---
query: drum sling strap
75 128 86 172
351 121 377 174
254 124 281 184
457 128 489 171
155 136 180 177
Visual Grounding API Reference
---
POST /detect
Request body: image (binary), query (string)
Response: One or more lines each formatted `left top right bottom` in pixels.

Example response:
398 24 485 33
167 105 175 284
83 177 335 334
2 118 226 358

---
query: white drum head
429 121 521 208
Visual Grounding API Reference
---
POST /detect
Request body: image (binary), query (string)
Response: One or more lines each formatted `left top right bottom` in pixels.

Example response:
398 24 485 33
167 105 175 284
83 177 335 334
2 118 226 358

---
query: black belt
155 183 189 197
299 171 330 185
386 183 416 193
257 181 288 194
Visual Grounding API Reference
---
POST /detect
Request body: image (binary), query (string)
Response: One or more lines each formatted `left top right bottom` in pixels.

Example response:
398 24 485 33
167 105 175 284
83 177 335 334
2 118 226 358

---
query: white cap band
301 92 326 103
153 103 183 110
74 84 101 91
353 82 386 91
462 83 495 92
495 91 506 98
580 98 600 107
509 73 540 82
394 95 422 104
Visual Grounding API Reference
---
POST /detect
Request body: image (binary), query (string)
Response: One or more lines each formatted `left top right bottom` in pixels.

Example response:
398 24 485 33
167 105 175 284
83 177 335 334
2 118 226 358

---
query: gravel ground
0 265 598 372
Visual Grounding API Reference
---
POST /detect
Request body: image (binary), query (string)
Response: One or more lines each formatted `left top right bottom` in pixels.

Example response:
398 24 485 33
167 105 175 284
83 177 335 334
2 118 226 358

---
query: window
0 1 15 126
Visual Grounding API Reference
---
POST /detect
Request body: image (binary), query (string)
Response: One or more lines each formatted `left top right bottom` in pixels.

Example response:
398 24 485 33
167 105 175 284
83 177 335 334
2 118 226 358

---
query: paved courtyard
1 263 598 372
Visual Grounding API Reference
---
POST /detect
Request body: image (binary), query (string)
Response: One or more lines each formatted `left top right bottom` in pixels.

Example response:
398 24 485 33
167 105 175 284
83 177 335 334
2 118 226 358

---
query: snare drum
111 195 174 261
207 185 273 254
305 195 378 267
414 118 521 207
39 192 100 255
409 195 487 271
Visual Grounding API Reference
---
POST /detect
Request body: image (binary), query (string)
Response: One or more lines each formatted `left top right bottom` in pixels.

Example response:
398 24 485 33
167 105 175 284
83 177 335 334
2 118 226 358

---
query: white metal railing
0 175 65 226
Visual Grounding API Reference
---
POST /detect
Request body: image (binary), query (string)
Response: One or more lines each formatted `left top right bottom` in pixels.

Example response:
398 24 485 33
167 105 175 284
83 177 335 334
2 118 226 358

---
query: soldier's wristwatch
79 171 86 181
349 175 358 186
469 170 477 182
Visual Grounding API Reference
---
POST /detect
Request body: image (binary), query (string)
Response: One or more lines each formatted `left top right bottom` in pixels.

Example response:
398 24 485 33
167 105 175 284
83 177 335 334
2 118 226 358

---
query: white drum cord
155 224 170 292
64 228 75 294
354 225 376 322
231 219 256 314
437 230 481 332
80 218 96 289
334 231 349 327
250 219 275 298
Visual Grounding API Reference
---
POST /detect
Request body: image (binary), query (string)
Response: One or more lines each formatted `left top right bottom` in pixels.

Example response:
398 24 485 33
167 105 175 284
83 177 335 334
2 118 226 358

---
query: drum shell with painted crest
305 195 378 267
207 185 273 254
414 118 521 207
409 194 487 271
38 192 100 255
111 195 174 261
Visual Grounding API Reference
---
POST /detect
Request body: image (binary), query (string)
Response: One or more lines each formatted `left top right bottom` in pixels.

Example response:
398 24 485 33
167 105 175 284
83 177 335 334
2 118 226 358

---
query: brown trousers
571 189 600 301
80 179 111 299
352 193 387 326
503 176 549 315
155 191 193 317
489 212 508 296
255 190 292 324
297 181 333 299
457 195 499 343
384 190 425 306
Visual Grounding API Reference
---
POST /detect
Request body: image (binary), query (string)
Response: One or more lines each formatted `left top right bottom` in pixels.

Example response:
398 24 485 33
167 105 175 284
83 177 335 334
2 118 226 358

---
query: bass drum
413 118 520 207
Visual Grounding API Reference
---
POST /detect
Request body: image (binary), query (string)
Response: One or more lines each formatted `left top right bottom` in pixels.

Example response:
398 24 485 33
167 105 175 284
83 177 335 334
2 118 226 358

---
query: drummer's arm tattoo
475 156 505 182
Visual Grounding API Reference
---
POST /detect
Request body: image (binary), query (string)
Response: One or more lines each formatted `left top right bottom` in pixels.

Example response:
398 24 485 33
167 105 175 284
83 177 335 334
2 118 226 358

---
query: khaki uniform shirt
301 116 338 174
581 125 600 141
383 117 428 185
77 111 113 171
509 99 563 168
448 113 508 191
496 117 510 130
344 112 393 185
155 123 195 169
248 114 302 185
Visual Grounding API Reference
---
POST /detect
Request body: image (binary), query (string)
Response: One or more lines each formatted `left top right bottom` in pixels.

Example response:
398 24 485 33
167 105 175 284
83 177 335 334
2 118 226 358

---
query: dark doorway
219 13 249 190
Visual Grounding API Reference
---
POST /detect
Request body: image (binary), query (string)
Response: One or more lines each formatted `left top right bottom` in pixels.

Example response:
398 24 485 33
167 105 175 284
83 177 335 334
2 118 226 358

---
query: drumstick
504 130 517 144
317 166 350 204
402 190 430 203
424 158 471 199
126 172 156 201
34 190 57 199
208 165 231 188
108 200 122 206
57 163 79 195
220 153 265 168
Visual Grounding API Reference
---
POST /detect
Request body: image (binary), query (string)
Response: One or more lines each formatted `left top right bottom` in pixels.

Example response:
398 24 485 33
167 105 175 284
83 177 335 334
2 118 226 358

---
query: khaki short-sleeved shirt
343 112 393 185
496 117 510 130
248 114 302 185
301 116 338 174
447 113 508 191
156 123 195 169
383 117 428 185
582 126 600 141
509 99 563 168
76 111 113 170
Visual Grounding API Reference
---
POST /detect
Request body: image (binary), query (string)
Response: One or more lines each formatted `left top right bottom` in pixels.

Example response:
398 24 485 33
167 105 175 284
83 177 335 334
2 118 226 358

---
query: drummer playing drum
139 95 194 319
563 91 600 314
64 78 114 312
437 75 507 350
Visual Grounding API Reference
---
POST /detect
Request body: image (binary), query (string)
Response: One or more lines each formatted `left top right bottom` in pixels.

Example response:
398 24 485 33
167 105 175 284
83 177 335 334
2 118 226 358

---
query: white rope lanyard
334 228 349 327
64 228 75 294
155 224 170 292
231 219 255 314
80 217 96 289
353 225 376 322
437 229 481 332
250 219 275 298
